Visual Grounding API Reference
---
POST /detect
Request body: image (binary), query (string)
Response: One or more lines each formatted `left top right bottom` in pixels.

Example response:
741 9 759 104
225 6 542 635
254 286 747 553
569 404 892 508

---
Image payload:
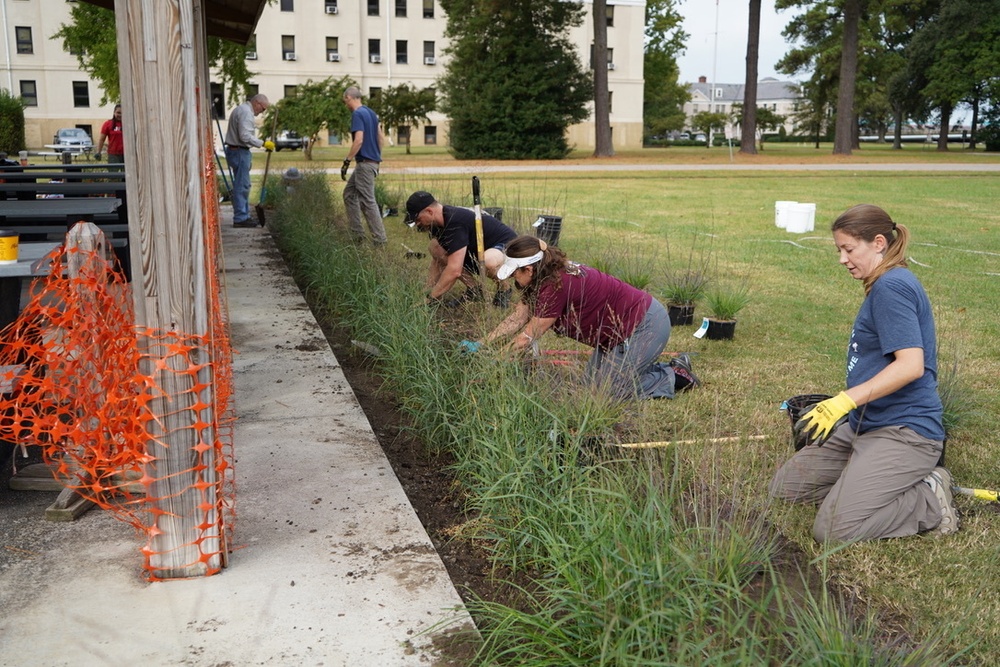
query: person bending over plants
770 204 958 543
468 235 699 400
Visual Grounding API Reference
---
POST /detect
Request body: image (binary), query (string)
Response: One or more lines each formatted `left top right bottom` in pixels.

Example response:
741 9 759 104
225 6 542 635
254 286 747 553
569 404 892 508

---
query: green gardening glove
341 159 351 181
793 391 856 447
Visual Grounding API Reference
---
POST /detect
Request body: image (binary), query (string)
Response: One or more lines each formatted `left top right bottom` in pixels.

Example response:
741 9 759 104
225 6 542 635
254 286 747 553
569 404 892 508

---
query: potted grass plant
662 270 709 326
702 284 750 340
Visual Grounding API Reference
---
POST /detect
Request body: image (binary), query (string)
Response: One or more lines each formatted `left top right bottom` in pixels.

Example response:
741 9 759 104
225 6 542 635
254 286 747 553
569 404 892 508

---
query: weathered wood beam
116 0 220 579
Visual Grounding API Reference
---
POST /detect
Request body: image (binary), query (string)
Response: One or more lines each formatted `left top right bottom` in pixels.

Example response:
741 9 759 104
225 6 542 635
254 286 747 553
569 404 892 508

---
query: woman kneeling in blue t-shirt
770 204 958 542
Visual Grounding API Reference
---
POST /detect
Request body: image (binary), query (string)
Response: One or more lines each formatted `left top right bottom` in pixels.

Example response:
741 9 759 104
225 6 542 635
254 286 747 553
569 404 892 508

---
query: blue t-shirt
350 105 381 162
846 267 944 440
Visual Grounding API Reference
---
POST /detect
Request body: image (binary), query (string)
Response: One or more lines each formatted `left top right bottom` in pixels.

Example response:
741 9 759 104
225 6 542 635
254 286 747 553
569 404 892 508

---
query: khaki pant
343 161 386 245
770 423 943 542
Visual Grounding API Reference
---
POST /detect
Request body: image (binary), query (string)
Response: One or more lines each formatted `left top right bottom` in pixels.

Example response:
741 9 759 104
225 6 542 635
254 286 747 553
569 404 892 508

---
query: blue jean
225 146 252 223
586 298 676 400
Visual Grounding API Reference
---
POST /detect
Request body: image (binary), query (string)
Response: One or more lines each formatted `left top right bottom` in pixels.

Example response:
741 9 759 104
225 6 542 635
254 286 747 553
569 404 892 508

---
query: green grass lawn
266 150 1000 663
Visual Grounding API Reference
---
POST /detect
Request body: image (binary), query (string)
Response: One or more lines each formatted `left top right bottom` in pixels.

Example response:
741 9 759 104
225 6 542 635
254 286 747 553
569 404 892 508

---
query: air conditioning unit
245 51 258 60
328 53 341 62
325 5 338 14
423 56 436 65
607 62 616 70
284 52 297 61
369 54 382 64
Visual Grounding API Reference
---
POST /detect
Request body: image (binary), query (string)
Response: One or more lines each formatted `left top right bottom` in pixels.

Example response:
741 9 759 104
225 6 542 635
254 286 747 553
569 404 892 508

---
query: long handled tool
953 485 1000 502
213 112 234 199
255 110 278 227
472 176 486 281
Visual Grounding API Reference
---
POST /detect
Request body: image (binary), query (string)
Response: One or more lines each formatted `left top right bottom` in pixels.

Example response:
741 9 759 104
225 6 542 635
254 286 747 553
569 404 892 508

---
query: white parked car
51 128 94 152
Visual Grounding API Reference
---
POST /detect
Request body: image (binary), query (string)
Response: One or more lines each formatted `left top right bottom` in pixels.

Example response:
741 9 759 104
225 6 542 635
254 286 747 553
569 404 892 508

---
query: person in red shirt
94 104 124 164
481 235 699 400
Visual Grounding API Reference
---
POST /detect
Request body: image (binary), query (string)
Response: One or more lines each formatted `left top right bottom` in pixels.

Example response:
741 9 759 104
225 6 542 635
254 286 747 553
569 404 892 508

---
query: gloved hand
93 152 103 162
263 140 275 152
458 340 481 355
794 391 856 447
341 159 351 181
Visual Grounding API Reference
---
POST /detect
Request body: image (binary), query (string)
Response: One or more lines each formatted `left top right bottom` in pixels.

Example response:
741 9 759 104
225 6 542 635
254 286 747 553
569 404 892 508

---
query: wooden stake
615 434 769 449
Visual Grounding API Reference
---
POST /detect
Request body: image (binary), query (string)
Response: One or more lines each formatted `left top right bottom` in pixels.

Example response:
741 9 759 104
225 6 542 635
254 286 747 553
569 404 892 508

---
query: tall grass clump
268 175 966 666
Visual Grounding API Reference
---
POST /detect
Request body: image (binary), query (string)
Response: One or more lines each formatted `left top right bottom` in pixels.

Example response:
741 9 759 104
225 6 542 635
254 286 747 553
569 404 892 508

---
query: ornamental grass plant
268 159 998 664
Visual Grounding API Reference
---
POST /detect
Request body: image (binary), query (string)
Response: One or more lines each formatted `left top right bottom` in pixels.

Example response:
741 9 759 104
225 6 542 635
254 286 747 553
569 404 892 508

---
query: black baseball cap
404 191 435 227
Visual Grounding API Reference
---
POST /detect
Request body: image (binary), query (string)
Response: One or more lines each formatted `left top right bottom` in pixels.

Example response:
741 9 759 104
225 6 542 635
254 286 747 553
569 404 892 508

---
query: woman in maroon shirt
483 235 698 400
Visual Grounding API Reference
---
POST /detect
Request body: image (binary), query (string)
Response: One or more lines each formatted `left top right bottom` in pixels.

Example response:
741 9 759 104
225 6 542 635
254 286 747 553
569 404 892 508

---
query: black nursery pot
668 303 695 326
704 318 737 340
784 394 833 450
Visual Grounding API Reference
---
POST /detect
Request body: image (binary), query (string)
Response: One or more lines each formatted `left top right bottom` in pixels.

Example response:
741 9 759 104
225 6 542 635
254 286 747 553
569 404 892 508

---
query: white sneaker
924 467 959 535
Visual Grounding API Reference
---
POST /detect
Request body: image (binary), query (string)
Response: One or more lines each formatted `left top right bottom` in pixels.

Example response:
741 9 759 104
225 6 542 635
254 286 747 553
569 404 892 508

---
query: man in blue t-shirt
404 190 517 308
341 87 386 245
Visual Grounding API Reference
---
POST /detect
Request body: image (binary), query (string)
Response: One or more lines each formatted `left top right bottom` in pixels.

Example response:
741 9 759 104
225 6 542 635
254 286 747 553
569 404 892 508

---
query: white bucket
786 203 816 233
775 201 797 228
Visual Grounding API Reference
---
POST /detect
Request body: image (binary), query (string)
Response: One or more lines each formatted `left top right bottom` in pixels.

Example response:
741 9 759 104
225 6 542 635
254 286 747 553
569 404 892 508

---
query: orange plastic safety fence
0 148 234 580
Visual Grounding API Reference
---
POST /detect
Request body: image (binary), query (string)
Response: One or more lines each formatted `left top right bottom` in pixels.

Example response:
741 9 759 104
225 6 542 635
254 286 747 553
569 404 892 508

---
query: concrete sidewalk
0 218 476 666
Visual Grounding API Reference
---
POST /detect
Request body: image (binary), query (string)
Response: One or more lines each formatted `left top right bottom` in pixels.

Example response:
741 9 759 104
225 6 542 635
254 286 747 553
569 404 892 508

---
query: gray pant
342 161 386 245
769 423 943 542
586 298 676 400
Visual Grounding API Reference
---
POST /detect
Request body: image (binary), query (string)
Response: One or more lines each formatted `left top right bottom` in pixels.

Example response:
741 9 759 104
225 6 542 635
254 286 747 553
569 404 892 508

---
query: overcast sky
675 0 803 85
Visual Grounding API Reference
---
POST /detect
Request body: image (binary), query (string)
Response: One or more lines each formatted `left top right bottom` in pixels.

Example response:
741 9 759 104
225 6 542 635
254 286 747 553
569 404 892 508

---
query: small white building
684 76 801 139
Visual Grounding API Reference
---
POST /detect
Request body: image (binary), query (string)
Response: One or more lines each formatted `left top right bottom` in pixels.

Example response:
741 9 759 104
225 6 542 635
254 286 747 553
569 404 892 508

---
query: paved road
269 160 1000 177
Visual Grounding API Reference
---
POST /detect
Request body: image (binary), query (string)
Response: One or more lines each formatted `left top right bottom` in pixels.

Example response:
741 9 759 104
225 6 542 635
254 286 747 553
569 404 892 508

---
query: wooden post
44 222 114 521
115 0 221 577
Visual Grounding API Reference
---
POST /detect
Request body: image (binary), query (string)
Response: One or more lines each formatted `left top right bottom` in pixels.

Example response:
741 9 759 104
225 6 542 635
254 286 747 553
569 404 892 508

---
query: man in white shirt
225 94 273 227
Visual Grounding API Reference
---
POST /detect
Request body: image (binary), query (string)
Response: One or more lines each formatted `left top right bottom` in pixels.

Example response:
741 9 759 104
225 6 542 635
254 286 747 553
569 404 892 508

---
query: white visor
496 251 544 281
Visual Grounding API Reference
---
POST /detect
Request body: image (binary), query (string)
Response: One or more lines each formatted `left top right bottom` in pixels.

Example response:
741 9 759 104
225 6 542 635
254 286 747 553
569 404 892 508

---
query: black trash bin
483 206 503 222
533 215 562 245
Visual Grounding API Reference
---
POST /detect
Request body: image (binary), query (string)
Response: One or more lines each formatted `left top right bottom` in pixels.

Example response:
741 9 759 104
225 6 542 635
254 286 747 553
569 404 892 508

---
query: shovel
255 110 279 226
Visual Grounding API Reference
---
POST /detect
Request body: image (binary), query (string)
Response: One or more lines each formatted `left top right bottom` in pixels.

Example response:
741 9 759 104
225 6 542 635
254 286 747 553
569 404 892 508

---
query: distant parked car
275 130 304 151
51 127 93 152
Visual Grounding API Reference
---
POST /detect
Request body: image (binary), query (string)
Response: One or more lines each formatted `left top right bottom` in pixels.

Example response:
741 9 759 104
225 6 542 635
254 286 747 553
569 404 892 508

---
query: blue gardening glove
794 391 856 447
341 159 351 181
458 340 481 355
263 140 275 152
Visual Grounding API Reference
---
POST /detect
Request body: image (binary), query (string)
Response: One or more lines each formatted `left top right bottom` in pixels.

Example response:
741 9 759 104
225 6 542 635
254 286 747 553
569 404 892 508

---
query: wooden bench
0 240 63 330
0 164 130 279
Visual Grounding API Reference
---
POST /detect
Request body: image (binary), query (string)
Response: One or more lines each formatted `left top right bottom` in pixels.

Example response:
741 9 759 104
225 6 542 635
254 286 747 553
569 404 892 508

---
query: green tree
263 77 355 161
0 89 26 153
53 3 256 107
732 104 786 151
369 84 437 155
691 111 729 143
438 0 593 159
643 0 688 141
911 0 1000 149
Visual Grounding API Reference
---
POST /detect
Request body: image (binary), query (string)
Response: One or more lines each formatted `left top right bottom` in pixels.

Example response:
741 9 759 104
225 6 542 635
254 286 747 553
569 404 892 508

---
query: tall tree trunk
833 0 862 155
892 106 903 150
593 0 614 157
740 0 762 155
937 101 952 151
969 92 980 150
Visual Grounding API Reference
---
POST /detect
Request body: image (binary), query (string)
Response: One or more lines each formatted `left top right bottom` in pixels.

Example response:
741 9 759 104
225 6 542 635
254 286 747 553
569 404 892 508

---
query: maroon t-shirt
534 265 652 350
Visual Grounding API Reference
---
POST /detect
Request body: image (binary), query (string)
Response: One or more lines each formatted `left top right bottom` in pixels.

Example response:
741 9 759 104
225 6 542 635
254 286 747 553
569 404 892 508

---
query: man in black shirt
405 191 517 308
